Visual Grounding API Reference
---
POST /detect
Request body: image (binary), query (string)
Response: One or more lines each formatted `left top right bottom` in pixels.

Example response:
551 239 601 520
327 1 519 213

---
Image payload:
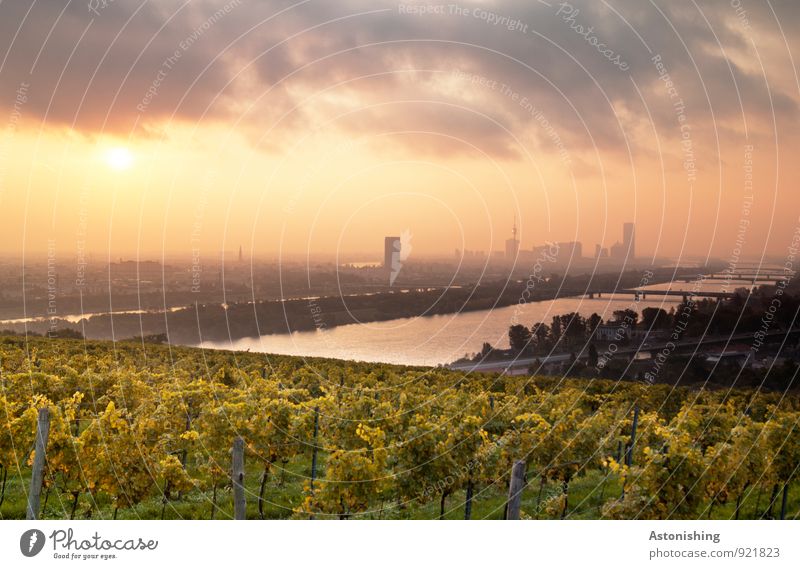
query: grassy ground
2 456 797 520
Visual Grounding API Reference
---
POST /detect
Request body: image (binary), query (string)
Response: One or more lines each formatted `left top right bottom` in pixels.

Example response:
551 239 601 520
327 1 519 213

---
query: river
200 280 754 366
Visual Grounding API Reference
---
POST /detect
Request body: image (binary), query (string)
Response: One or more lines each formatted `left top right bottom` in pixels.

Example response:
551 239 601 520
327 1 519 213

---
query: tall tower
623 222 635 259
505 217 520 260
238 245 243 262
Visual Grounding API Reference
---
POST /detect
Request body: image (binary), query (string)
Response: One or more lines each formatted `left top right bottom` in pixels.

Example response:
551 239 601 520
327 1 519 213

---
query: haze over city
0 0 797 262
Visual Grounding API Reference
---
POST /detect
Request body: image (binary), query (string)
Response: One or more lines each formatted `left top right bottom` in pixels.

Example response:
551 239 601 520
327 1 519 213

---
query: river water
200 280 753 366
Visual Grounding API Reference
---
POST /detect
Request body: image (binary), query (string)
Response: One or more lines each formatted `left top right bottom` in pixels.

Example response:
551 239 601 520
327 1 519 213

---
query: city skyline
0 1 797 262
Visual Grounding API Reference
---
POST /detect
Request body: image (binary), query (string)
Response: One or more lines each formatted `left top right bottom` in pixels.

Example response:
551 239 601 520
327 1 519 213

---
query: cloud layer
0 0 797 161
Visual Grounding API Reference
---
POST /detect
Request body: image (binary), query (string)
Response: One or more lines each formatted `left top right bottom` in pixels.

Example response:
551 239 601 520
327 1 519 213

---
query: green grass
1 457 312 521
3 458 798 520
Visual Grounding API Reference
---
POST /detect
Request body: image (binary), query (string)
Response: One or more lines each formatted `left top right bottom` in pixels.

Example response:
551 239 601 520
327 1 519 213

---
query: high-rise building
384 236 400 269
609 223 635 260
623 222 635 259
610 241 625 259
554 241 583 261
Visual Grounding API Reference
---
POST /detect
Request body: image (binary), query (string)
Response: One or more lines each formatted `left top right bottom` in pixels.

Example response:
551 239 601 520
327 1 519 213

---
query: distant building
594 322 666 342
505 219 520 261
505 239 519 260
595 244 602 258
623 222 635 259
458 249 487 263
606 223 636 260
594 323 623 342
517 249 537 263
610 241 626 259
556 241 582 261
108 260 165 280
384 236 401 269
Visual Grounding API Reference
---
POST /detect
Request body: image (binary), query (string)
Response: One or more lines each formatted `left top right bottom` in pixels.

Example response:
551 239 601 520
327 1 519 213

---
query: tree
550 316 563 347
530 322 550 353
641 307 669 329
508 325 532 353
559 313 587 347
612 309 638 328
586 313 603 336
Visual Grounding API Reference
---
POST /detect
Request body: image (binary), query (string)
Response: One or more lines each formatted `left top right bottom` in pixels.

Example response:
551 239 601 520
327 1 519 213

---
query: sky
0 0 798 264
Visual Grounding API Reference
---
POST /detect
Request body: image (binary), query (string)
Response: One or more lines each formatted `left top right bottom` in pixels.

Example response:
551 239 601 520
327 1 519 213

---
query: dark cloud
0 0 796 159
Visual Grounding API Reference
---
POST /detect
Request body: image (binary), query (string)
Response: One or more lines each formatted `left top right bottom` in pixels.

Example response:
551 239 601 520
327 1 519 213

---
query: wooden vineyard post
620 404 640 499
310 406 319 492
624 404 640 467
464 478 474 520
505 460 526 520
26 407 51 520
232 437 246 520
780 483 789 520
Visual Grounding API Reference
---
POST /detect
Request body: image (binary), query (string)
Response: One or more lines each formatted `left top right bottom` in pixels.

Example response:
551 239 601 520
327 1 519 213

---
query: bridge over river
580 288 737 301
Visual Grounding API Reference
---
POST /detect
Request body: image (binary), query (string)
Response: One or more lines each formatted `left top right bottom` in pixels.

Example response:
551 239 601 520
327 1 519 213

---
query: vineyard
0 334 799 520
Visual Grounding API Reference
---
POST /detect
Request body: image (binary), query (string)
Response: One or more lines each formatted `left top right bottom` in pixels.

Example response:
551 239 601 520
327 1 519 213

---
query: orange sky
0 1 798 263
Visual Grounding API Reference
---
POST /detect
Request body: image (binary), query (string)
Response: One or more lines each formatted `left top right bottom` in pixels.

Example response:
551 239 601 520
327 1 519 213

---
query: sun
105 147 134 171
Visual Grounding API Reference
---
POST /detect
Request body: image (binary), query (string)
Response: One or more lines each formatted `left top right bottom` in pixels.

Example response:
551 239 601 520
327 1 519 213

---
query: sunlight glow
105 147 134 171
